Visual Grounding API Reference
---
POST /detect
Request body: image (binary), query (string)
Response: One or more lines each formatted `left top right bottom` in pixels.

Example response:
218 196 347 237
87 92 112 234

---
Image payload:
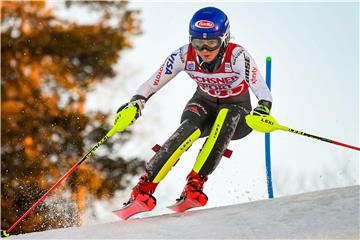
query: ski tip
167 191 208 213
113 193 157 220
167 201 187 213
1 230 10 238
113 209 131 220
266 56 272 62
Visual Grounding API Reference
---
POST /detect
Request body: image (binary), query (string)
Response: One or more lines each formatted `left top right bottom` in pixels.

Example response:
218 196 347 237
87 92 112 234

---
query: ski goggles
190 38 222 51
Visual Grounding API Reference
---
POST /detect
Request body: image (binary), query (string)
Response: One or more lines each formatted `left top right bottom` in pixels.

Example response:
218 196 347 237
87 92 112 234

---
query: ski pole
245 114 360 151
1 105 138 237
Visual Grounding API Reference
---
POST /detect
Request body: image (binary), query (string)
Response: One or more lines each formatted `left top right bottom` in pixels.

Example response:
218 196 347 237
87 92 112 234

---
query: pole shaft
7 162 81 233
287 128 360 151
331 140 360 151
7 134 110 233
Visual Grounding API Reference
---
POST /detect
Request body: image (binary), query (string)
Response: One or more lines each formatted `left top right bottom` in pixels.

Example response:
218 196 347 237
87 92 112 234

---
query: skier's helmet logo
189 7 230 48
195 20 215 29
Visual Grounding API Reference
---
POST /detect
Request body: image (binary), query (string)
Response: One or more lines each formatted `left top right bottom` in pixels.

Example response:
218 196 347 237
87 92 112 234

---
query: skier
116 6 272 210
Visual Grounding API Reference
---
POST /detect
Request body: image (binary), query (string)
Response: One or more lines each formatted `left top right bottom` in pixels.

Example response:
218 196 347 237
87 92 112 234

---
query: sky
52 1 359 224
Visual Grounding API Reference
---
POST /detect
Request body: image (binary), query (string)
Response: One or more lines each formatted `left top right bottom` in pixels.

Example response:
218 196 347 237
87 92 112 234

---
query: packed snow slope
11 186 359 239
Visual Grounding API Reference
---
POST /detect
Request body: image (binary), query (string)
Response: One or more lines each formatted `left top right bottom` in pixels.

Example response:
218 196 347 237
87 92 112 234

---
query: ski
167 190 208 213
113 192 156 220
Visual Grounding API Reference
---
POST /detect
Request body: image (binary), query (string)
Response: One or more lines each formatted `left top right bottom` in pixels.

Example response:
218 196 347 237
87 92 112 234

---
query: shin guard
146 120 201 183
193 107 241 176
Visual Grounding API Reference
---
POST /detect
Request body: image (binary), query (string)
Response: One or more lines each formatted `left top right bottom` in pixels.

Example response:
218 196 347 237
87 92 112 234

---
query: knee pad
193 107 241 176
146 120 201 183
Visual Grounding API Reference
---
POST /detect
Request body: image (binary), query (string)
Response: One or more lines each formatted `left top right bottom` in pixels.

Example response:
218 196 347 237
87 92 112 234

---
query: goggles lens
191 38 221 51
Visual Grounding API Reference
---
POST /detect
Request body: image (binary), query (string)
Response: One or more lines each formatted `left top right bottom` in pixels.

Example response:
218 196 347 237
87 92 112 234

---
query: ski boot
126 173 158 205
114 173 158 220
168 170 208 212
179 170 208 200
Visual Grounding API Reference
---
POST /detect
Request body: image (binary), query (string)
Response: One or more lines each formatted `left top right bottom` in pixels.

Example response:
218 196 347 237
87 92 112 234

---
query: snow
11 185 359 239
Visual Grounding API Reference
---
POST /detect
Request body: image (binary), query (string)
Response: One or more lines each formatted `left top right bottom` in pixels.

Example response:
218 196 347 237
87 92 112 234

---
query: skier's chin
201 55 216 62
196 48 220 63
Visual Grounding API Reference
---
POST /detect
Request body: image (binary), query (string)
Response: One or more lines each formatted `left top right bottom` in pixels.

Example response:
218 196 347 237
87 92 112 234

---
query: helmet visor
191 38 221 51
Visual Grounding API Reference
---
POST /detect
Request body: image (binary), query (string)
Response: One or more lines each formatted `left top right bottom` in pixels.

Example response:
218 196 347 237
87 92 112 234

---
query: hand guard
252 100 272 116
114 96 146 127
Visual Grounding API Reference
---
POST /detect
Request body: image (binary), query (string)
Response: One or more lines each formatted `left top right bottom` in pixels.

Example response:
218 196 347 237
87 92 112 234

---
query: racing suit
133 42 272 181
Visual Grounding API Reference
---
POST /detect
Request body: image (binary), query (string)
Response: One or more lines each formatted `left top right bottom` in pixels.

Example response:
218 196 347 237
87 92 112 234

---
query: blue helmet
189 7 230 48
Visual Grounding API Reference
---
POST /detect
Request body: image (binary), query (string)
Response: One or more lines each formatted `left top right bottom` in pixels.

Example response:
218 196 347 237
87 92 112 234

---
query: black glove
252 100 272 116
116 95 146 123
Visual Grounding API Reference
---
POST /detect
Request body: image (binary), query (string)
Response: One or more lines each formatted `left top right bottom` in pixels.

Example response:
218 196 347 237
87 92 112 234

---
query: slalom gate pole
1 104 138 237
246 114 360 152
265 56 274 199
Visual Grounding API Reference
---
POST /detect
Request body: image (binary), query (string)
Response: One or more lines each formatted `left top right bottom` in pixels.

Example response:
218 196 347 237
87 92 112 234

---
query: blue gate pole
265 56 274 198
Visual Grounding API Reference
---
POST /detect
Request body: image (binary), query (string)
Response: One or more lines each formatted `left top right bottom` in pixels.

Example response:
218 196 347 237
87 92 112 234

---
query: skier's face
195 47 220 63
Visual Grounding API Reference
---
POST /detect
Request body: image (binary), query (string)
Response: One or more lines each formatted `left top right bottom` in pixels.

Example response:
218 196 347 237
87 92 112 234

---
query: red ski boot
168 170 208 213
113 173 158 220
127 173 158 204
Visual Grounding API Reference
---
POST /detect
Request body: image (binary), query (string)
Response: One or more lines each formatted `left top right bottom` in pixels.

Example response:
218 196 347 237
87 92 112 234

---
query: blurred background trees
1 0 144 234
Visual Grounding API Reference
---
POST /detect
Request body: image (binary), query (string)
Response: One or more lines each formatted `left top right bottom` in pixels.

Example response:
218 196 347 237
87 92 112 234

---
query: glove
252 100 272 116
115 95 146 126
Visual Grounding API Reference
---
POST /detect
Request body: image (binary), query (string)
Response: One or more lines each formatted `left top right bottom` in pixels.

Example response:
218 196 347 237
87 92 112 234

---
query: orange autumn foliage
1 1 145 234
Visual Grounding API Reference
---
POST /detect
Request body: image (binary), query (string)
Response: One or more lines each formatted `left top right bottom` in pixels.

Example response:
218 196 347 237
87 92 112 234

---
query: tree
1 0 144 234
